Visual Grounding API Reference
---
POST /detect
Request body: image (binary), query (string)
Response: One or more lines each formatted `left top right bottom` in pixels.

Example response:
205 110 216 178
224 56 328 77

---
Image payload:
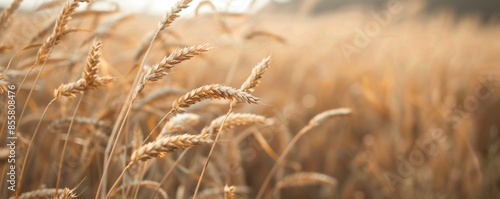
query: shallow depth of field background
1 0 500 198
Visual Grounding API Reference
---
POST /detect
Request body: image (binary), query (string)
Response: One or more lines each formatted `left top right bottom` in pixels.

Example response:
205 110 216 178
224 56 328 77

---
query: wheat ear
136 44 211 94
0 0 22 31
158 0 193 31
201 113 270 135
172 84 261 113
54 40 114 98
0 73 8 93
131 134 213 163
231 56 271 108
276 172 337 188
12 188 77 199
36 0 87 65
158 113 200 138
240 56 272 93
224 185 236 199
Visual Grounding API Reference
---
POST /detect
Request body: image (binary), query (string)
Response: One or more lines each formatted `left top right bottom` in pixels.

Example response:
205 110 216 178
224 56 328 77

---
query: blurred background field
1 0 500 198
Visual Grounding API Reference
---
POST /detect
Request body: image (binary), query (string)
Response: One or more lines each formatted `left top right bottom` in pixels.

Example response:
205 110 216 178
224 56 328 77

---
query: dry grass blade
240 56 272 93
159 113 200 138
224 185 236 199
276 172 337 189
130 134 213 163
201 113 270 134
172 84 261 113
12 188 77 199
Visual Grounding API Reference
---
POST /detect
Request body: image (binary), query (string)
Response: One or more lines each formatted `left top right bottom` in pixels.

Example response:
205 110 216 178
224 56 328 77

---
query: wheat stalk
172 84 261 113
130 134 213 163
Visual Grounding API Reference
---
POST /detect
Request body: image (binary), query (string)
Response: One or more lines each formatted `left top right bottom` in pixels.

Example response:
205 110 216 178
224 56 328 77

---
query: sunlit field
1 0 499 198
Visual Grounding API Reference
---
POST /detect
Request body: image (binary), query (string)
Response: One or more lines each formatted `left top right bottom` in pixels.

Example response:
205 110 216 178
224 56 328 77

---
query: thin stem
105 163 133 199
55 92 85 194
97 29 161 199
255 125 314 199
192 106 233 199
151 149 189 199
17 98 57 197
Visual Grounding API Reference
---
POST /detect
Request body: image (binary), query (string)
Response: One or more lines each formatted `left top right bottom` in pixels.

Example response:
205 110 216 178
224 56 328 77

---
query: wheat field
0 0 499 198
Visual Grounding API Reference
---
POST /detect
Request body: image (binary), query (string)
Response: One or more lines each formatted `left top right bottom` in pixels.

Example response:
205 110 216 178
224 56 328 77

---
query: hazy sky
0 0 273 16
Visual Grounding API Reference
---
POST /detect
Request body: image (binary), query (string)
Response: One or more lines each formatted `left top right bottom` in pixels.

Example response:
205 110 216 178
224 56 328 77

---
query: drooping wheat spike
0 73 8 93
276 172 337 189
308 108 352 127
82 40 102 84
158 0 193 32
136 44 211 93
12 188 77 199
224 185 236 199
0 0 23 30
201 113 271 135
172 84 261 113
240 56 271 93
130 134 213 163
158 113 200 138
36 0 86 65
